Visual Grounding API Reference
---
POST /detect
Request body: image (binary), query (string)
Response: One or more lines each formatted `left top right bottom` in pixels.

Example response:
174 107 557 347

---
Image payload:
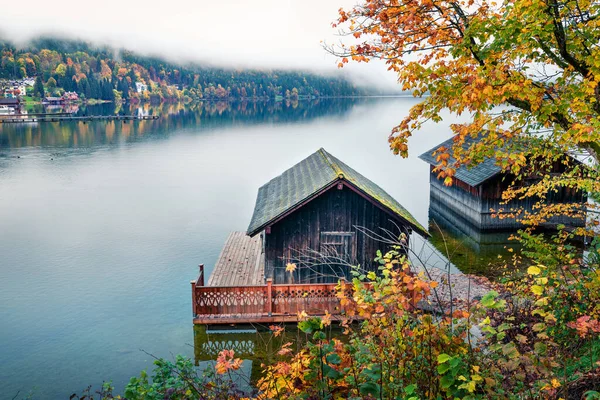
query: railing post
266 278 273 316
198 264 205 287
190 280 197 318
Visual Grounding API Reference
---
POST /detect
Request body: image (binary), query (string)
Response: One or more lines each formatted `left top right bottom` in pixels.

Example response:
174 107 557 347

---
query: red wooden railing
191 265 349 324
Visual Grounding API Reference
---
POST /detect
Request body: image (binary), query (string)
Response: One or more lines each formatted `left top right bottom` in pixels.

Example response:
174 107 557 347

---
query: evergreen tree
34 75 45 98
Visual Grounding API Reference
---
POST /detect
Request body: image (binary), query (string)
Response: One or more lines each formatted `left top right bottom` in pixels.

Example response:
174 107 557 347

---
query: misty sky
1 0 399 88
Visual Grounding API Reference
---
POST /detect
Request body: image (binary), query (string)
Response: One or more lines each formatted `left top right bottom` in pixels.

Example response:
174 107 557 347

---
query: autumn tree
54 63 67 77
46 77 57 91
329 0 600 232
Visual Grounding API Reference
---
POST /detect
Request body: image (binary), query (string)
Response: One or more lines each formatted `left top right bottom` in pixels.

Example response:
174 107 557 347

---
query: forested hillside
0 37 366 102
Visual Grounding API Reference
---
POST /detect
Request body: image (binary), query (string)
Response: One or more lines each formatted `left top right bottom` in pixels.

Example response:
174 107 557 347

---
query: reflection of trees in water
192 324 343 384
0 99 370 149
193 325 300 384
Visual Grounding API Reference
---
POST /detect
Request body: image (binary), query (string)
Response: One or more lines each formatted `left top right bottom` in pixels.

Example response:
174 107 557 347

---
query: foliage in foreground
69 354 252 400
67 241 600 400
256 245 600 399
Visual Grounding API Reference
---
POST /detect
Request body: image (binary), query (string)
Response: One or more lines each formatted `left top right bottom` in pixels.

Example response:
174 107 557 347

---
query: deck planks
207 231 265 286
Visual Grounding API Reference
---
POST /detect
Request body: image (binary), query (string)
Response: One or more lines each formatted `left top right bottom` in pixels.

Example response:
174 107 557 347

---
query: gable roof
247 148 428 237
419 135 503 187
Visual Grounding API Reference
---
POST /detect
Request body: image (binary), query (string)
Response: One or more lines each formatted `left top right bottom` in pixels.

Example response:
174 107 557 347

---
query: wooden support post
266 278 273 316
190 280 197 317
198 264 205 287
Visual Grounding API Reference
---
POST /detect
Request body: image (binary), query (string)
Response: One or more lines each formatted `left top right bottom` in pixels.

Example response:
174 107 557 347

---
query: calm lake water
0 98 510 398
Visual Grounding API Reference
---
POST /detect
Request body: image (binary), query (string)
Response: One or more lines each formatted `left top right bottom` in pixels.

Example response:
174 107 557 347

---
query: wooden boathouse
191 148 428 324
419 135 586 231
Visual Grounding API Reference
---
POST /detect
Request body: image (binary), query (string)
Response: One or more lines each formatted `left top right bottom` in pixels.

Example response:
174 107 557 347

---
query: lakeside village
0 77 162 123
0 74 309 123
0 77 152 116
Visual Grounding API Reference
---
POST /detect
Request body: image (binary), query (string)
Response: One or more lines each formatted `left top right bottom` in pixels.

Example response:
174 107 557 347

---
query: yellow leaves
527 266 541 276
536 277 548 285
531 285 544 295
534 297 549 307
458 373 481 393
286 263 297 273
321 310 332 327
551 378 561 388
297 310 308 320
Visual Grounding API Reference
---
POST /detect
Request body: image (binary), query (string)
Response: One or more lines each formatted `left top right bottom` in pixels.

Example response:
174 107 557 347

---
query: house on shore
0 98 20 114
246 148 429 284
43 96 64 105
43 92 79 105
135 82 148 93
191 148 428 324
419 135 586 231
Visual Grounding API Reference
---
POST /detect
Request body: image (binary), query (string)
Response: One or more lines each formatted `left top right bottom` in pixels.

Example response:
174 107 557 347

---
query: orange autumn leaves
329 0 600 232
257 250 473 399
215 349 243 375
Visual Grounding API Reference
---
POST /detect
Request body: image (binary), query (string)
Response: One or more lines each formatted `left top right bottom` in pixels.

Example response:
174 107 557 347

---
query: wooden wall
430 170 586 231
264 185 411 284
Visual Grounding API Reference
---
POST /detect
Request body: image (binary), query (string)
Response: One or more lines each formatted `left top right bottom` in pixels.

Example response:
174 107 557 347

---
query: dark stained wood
207 232 265 287
265 185 411 284
429 164 587 231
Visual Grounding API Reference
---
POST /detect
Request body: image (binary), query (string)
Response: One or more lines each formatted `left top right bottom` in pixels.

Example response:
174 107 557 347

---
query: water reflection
427 197 518 278
193 325 320 385
1 99 367 149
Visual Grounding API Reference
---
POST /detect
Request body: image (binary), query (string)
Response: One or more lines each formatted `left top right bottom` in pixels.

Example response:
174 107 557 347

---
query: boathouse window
320 232 356 262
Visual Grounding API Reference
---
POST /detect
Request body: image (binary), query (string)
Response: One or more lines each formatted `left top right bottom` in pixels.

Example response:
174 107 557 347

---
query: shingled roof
247 148 429 237
419 135 503 187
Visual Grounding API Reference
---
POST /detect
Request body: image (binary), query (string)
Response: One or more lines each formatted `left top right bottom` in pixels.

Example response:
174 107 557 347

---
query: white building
135 82 148 93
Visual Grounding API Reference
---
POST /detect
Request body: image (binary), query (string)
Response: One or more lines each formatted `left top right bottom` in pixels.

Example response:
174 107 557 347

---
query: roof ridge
318 148 345 179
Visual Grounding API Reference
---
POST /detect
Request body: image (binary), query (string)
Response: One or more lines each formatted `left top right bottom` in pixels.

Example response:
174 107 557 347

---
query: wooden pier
0 115 159 124
190 149 431 325
191 232 493 325
191 231 347 325
208 232 265 287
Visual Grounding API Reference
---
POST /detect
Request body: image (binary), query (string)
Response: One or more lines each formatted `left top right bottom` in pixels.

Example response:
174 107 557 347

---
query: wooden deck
207 232 265 286
191 231 349 325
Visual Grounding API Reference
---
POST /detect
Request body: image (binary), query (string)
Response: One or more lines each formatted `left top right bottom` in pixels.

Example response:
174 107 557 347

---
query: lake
0 98 510 398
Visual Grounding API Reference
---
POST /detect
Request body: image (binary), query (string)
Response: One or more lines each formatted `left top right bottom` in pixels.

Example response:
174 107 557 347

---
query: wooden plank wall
264 186 411 284
429 171 586 230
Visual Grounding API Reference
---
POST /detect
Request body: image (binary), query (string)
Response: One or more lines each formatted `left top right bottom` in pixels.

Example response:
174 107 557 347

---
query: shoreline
18 94 417 107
